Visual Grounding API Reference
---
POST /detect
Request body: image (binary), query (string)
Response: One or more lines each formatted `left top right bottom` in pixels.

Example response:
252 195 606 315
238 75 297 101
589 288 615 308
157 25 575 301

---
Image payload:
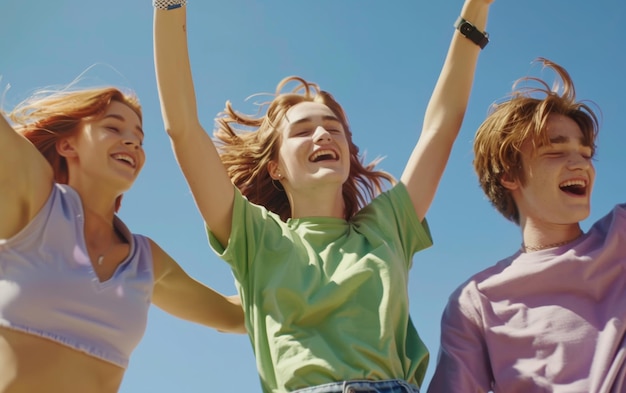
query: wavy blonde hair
7 87 141 212
473 58 600 224
215 76 395 221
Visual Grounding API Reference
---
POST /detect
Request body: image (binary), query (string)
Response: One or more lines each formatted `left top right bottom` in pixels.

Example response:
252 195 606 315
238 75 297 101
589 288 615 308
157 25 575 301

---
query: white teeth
559 179 586 188
112 153 135 167
309 149 338 162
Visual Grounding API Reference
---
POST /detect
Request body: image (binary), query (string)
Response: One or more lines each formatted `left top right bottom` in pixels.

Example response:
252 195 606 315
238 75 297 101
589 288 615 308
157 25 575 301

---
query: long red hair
215 76 395 221
8 87 142 212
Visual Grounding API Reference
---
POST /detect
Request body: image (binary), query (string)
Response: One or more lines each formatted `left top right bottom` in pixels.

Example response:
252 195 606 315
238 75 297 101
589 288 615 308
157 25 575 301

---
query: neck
286 185 346 219
82 203 122 266
66 167 127 215
520 220 583 252
77 187 118 243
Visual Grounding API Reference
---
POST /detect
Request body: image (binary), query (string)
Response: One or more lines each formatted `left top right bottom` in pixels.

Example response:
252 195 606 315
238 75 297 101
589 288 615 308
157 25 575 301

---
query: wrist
454 16 489 49
153 0 187 10
459 0 490 27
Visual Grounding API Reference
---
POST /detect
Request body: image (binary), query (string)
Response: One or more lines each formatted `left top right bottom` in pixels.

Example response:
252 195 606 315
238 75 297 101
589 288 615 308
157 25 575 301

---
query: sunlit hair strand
214 76 395 221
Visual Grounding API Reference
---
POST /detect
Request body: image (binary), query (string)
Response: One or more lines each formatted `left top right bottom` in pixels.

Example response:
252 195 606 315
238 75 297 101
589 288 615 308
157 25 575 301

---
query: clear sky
2 1 625 391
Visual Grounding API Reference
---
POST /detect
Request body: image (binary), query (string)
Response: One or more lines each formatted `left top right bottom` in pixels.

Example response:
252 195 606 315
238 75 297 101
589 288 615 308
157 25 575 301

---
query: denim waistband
291 379 420 393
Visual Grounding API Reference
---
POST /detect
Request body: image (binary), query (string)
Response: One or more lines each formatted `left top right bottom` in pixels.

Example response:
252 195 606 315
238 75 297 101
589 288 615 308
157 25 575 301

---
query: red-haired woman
0 86 245 392
153 0 494 391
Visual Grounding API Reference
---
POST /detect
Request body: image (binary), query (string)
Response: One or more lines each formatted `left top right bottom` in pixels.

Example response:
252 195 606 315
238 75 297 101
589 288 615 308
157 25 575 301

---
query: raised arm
0 113 53 240
153 5 234 247
400 0 493 221
150 240 246 334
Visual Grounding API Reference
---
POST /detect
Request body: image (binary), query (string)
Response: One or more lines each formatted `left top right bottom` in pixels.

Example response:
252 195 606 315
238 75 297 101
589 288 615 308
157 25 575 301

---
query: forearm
151 241 246 334
153 4 235 243
153 6 200 137
400 0 493 220
154 280 246 334
422 0 491 143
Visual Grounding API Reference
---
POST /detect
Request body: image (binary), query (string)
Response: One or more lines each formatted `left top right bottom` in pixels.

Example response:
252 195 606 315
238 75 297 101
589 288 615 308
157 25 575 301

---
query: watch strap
454 16 489 49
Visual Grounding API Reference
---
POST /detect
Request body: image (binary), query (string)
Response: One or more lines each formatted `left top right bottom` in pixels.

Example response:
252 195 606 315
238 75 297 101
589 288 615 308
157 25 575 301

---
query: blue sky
2 1 625 391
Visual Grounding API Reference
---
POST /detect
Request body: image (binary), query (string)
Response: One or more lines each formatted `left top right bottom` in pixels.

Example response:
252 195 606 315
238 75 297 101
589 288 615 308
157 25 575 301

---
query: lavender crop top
0 184 153 368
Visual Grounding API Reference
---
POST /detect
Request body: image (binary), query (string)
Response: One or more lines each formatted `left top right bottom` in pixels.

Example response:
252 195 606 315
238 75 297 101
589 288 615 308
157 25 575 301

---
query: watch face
460 23 474 35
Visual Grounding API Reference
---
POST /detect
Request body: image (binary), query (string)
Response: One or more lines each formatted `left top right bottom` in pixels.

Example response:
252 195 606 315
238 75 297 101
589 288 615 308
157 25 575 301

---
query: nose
313 126 331 143
567 152 591 170
123 140 140 150
123 135 142 150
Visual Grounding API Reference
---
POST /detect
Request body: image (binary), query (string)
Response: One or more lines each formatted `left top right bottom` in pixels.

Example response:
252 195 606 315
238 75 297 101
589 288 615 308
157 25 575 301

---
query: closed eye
324 121 344 133
293 129 312 137
581 147 594 160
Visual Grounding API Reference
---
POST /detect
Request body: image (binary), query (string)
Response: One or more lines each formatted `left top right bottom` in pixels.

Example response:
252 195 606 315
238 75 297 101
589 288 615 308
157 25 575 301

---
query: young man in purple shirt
428 58 626 393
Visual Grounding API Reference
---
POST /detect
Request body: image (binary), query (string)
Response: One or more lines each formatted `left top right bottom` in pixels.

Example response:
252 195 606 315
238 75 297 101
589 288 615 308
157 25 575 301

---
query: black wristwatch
454 16 489 49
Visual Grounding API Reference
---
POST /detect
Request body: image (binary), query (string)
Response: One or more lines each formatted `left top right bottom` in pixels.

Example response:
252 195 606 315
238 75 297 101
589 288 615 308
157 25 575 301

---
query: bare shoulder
146 238 177 282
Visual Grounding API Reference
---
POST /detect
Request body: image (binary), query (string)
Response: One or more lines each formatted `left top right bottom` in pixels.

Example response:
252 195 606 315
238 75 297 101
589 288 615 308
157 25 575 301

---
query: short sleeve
427 282 493 392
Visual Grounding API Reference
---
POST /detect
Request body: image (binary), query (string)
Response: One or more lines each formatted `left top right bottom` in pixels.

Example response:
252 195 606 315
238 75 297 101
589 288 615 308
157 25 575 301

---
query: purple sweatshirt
428 204 626 393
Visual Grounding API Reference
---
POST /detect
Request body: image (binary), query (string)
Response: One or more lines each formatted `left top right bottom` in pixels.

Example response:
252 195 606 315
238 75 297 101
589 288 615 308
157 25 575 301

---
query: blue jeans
291 379 420 393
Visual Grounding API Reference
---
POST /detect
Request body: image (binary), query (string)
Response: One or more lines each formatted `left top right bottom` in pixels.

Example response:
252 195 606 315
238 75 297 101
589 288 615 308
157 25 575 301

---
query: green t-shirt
208 183 433 393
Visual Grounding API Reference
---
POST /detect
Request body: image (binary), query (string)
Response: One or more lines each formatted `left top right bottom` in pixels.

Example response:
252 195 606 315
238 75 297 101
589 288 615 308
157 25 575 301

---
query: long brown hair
215 76 395 221
7 87 142 212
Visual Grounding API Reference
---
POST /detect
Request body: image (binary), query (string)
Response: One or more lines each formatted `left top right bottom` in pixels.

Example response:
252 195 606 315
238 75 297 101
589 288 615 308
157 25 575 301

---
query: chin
313 170 347 182
568 209 591 224
114 178 137 193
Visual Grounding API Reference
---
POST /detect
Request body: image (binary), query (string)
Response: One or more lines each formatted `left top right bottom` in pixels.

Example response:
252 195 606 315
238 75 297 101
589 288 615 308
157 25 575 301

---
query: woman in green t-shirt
152 0 495 391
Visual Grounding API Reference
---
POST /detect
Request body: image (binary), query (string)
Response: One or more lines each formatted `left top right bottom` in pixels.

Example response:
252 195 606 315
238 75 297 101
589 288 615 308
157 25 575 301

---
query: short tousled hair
473 58 600 224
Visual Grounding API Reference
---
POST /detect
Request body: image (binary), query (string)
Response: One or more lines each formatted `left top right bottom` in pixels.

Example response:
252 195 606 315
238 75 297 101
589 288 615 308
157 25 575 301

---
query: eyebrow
548 135 571 144
541 134 590 145
288 115 341 126
104 113 145 136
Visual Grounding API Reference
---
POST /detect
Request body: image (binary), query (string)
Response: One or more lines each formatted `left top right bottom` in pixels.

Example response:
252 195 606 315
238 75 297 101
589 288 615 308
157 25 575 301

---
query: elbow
218 294 246 334
230 305 247 334
217 316 247 335
164 123 182 140
229 321 248 335
156 88 201 139
161 115 202 142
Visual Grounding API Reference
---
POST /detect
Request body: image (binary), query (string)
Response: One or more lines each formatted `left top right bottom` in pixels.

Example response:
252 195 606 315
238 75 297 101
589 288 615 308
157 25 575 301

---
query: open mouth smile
559 179 587 196
111 153 137 168
309 149 339 163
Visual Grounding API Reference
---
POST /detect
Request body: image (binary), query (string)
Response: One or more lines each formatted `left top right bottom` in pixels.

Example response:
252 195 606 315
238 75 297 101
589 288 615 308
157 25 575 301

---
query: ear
499 173 519 191
267 160 281 180
56 138 78 158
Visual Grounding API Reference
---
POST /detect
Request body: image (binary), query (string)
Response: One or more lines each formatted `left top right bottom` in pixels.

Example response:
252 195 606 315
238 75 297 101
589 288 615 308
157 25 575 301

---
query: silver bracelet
153 0 187 10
